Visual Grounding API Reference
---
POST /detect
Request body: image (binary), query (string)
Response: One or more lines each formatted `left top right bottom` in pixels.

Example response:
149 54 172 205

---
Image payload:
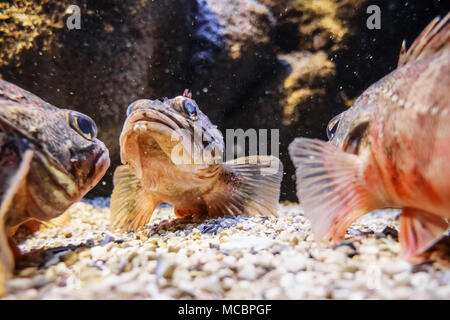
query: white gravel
2 199 449 299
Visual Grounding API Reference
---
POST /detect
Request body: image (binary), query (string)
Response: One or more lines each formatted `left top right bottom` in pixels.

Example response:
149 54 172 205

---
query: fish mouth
120 109 191 154
120 108 205 167
94 148 110 181
126 108 186 134
79 147 110 196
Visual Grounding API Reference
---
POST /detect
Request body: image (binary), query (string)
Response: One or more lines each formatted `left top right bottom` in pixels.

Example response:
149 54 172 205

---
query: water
0 0 447 202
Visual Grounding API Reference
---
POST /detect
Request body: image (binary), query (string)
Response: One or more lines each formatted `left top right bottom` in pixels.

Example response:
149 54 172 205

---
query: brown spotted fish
0 79 110 294
289 13 450 260
111 90 283 231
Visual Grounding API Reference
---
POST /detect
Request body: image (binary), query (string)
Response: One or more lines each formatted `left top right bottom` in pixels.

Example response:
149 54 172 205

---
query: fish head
57 109 110 198
120 92 224 181
0 82 110 221
326 97 374 155
35 107 110 199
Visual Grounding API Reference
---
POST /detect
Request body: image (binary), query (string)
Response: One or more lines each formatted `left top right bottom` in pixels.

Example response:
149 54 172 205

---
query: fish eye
182 100 198 121
69 111 98 140
326 114 342 140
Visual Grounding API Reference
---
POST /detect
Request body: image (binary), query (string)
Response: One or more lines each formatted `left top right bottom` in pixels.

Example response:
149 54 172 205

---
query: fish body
0 79 110 293
111 90 283 231
289 14 450 260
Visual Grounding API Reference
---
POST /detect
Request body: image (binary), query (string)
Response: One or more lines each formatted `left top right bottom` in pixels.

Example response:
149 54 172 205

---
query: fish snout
78 143 110 196
94 147 110 182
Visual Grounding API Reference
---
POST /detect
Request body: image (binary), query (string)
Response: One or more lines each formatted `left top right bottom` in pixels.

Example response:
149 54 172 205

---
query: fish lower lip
70 149 110 201
94 150 110 178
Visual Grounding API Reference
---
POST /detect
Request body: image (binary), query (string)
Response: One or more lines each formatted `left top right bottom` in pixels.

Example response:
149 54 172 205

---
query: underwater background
0 0 448 201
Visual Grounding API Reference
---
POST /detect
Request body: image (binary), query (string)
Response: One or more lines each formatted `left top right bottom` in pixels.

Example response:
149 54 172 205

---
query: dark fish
0 79 110 294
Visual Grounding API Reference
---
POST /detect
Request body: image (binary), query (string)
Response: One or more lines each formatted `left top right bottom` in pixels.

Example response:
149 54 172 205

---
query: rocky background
0 0 448 201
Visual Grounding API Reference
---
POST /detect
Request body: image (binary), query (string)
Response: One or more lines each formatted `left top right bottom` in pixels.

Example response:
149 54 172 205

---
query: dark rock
333 241 357 251
99 234 115 246
333 241 358 257
411 261 434 273
377 226 399 240
346 228 374 240
197 216 243 234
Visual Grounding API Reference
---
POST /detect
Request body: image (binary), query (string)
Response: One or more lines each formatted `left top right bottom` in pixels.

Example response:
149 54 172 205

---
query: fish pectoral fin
400 207 449 261
222 155 283 217
288 138 376 243
40 210 73 230
110 165 157 232
0 149 34 296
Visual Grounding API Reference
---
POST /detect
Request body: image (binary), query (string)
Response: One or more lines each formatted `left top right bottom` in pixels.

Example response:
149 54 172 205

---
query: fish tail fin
110 165 157 232
398 12 450 67
400 208 449 261
288 138 377 242
222 155 283 217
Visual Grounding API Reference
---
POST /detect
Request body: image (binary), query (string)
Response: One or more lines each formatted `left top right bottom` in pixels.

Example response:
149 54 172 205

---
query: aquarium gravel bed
3 200 450 300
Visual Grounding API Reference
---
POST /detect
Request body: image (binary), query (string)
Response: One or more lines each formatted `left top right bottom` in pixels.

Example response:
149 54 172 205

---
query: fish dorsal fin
110 165 158 232
398 12 450 67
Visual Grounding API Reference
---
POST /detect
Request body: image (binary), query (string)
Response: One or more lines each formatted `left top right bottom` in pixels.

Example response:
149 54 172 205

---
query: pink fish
289 13 450 260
